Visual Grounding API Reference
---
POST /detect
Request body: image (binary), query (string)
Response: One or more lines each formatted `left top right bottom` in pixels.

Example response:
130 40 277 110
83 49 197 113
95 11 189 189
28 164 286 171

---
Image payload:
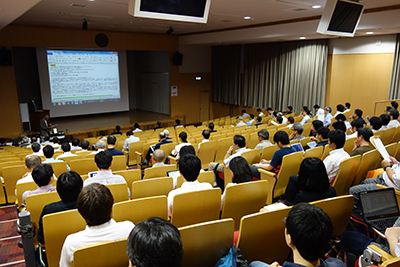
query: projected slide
46 50 120 106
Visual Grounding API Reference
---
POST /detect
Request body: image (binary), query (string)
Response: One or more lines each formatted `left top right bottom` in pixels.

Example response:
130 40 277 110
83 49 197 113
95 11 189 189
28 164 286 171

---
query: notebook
360 188 400 234
291 142 304 153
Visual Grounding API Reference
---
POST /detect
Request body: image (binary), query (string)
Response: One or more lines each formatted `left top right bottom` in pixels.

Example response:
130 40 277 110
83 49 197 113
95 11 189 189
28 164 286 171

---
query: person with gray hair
16 155 42 185
290 123 305 141
153 149 167 167
90 140 107 155
236 116 246 127
140 131 172 166
324 107 333 127
255 129 272 153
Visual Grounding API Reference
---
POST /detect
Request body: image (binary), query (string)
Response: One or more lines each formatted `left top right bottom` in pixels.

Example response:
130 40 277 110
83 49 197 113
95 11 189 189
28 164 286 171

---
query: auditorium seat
197 140 218 169
382 127 396 146
240 148 261 165
176 171 214 188
160 142 176 157
321 144 333 160
128 141 144 166
260 144 279 161
353 149 381 186
343 137 357 155
385 142 398 158
0 160 24 178
214 137 232 163
113 169 141 188
2 164 27 203
332 155 361 195
69 158 97 176
248 132 259 149
111 155 127 171
303 145 323 159
105 183 129 203
60 155 83 166
144 165 176 179
47 161 68 177
131 177 173 199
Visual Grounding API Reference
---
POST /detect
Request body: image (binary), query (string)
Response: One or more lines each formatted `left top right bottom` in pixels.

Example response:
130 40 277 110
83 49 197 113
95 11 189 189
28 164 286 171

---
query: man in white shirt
344 102 351 113
16 155 42 185
123 131 140 151
387 109 400 128
70 138 81 151
198 129 210 153
323 130 350 183
59 183 134 267
333 104 345 118
26 142 43 157
256 108 264 117
132 123 142 133
346 119 363 139
42 145 71 171
167 154 212 216
241 109 249 117
75 140 90 154
152 149 167 167
236 116 246 127
90 140 106 155
56 143 78 160
314 104 325 117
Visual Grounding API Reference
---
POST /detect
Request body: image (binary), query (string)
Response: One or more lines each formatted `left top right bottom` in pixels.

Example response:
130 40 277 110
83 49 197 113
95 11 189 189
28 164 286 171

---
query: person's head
237 116 243 122
127 217 183 267
156 121 161 127
179 146 196 160
71 138 80 147
179 154 201 182
116 125 121 132
230 157 253 184
126 131 133 137
380 114 391 126
241 109 246 114
272 111 278 118
179 132 188 143
354 109 363 119
208 122 215 131
95 151 113 170
202 129 210 140
31 137 37 143
390 109 400 120
257 129 269 141
256 116 262 123
250 114 255 119
297 157 330 194
313 104 320 110
273 131 290 146
357 127 373 143
345 102 351 109
302 106 310 115
267 107 273 114
292 123 304 135
80 140 89 150
53 137 59 144
287 106 293 113
233 135 246 148
163 129 170 137
44 136 50 142
256 108 262 113
277 116 283 124
316 127 330 140
61 142 71 152
134 123 140 129
369 116 383 131
350 119 364 131
99 131 106 137
325 106 332 114
287 117 294 124
335 114 346 122
153 149 166 163
158 131 167 140
312 120 323 131
25 155 42 171
336 104 345 112
175 119 181 125
385 106 392 114
332 121 346 132
32 164 54 187
96 140 107 149
43 145 55 159
285 203 333 262
57 171 83 202
44 115 49 121
31 142 41 153
77 183 113 226
328 130 345 149
391 101 399 110
107 135 117 146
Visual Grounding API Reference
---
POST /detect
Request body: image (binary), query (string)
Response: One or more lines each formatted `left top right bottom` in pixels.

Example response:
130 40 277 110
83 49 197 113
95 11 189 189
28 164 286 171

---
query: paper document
307 142 317 149
317 114 324 121
370 137 390 161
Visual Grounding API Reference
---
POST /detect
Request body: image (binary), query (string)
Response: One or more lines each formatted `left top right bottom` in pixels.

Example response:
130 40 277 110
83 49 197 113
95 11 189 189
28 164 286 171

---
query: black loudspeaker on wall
95 33 109 48
173 52 183 66
0 47 12 66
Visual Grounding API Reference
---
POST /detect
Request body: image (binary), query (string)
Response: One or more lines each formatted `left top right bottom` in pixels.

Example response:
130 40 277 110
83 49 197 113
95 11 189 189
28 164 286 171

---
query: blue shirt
270 146 297 171
106 148 124 156
323 113 333 126
247 119 255 126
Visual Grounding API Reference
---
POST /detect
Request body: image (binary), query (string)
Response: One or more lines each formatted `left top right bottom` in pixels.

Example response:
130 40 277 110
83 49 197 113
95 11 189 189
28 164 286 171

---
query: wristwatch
384 165 392 171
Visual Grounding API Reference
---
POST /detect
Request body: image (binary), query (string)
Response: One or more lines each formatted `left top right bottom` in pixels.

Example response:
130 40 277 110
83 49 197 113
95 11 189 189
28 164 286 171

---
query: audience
314 104 324 117
152 149 167 167
299 106 310 125
289 123 305 141
255 129 272 152
388 109 400 128
323 106 333 127
247 114 255 126
242 109 249 117
98 131 107 141
345 102 351 112
267 107 274 116
56 143 78 160
106 135 124 156
368 116 383 132
208 122 217 133
255 116 263 127
286 106 293 115
26 142 42 157
140 131 172 166
346 119 364 139
42 145 69 171
16 155 42 185
123 131 140 151
171 132 191 159
380 114 391 130
349 109 366 125
154 121 162 130
310 120 323 137
22 164 56 204
70 138 81 151
323 130 350 183
198 129 210 153
257 108 264 116
287 116 294 129
76 140 90 153
112 125 122 135
332 121 346 132
133 123 142 132
90 140 106 155
175 119 183 128
333 104 345 117
236 116 246 127
335 114 351 129
310 127 330 147
391 101 399 110
350 127 373 156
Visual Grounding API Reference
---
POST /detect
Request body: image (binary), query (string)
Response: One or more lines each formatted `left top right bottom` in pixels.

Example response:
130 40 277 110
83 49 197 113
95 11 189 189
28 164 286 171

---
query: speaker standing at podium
40 115 52 138
28 96 38 112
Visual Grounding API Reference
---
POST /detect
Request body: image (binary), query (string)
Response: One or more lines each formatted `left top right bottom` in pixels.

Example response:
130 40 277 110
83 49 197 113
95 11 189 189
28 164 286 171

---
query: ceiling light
366 32 374 35
312 5 321 8
244 16 252 20
300 36 306 39
166 26 174 35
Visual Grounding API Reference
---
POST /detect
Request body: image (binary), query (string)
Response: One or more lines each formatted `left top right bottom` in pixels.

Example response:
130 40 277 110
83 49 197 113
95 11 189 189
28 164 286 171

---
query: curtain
388 34 400 100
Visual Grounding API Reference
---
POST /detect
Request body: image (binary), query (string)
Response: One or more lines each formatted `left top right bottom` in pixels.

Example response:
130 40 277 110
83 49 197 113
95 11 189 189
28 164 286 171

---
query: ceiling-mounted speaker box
95 33 109 47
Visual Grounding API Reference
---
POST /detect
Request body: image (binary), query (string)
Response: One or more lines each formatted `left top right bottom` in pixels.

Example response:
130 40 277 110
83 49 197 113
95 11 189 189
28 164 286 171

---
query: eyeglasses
282 217 287 226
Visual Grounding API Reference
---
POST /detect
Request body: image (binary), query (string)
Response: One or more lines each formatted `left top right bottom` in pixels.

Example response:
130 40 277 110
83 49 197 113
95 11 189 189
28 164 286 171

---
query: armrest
169 156 178 166
368 244 393 263
376 184 389 190
259 169 277 205
135 151 143 170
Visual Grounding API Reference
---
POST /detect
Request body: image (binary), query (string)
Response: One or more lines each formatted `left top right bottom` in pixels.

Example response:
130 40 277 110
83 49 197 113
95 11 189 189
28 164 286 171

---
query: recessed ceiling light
312 5 321 8
366 31 374 34
300 36 306 39
88 0 95 1
244 16 252 20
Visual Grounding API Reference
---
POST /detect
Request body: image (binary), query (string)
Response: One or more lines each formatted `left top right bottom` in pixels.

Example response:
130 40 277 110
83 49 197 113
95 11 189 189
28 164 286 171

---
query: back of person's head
61 142 71 152
391 101 399 109
43 145 54 158
380 114 391 126
292 123 304 135
286 203 333 262
241 109 246 114
317 127 330 140
31 142 41 153
202 129 210 140
238 116 244 121
31 136 37 143
288 117 294 124
156 121 161 126
336 104 345 112
208 122 214 130
256 108 262 112
116 125 121 131
312 120 323 131
287 106 293 112
127 217 183 267
107 135 117 145
354 109 363 118
175 119 181 125
233 135 246 148
57 171 83 202
369 116 383 130
25 155 42 169
328 130 345 149
153 149 165 162
267 107 273 112
78 183 113 226
325 106 332 113
44 136 50 142
298 157 329 194
303 106 310 115
230 157 253 184
332 121 346 132
53 137 59 144
272 111 278 117
134 123 140 129
350 119 364 130
158 132 167 139
96 140 106 149
164 130 170 138
256 116 262 122
386 106 393 112
99 131 106 137
258 129 269 140
335 114 346 122
250 114 255 119
313 104 320 109
390 109 400 120
179 146 196 160
80 140 89 150
358 127 373 142
179 154 201 182
71 138 80 146
32 164 54 187
277 117 283 124
95 151 113 170
126 131 133 137
179 132 188 142
274 131 290 145
345 102 351 109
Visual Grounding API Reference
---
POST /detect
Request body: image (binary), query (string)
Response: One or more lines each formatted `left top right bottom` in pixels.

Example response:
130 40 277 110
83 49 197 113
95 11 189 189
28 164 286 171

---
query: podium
30 110 50 133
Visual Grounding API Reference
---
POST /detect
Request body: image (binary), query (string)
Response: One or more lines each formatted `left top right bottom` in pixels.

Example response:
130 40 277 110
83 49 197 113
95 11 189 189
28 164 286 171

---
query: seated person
167 154 212 216
287 117 294 129
242 109 249 117
123 131 140 151
154 121 162 130
208 122 217 133
276 116 283 125
98 131 107 141
267 107 274 116
255 116 263 127
171 132 191 159
350 127 373 157
323 107 333 127
385 106 393 114
127 217 183 267
22 164 56 204
26 142 43 157
335 114 351 129
323 130 350 183
37 171 83 245
42 145 70 171
140 131 172 166
282 157 336 205
380 114 391 130
310 120 323 137
236 116 246 127
255 129 272 152
387 109 400 128
111 125 122 135
349 109 367 125
175 119 183 128
42 136 52 146
332 121 346 132
70 138 81 151
368 116 383 132
171 145 203 189
76 140 89 153
60 183 134 267
314 104 325 117
16 155 42 185
221 156 253 210
133 123 142 132
56 143 78 160
249 203 344 267
286 106 293 115
289 123 305 141
152 149 168 167
250 131 296 179
198 130 210 154
309 127 330 147
333 104 345 117
345 102 351 113
247 114 255 126
346 119 364 139
392 101 399 110
257 108 264 117
300 107 311 125
106 135 124 156
90 140 106 155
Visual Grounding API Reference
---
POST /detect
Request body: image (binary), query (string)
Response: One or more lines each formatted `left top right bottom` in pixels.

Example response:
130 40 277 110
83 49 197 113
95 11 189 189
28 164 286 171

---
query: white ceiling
1 0 400 45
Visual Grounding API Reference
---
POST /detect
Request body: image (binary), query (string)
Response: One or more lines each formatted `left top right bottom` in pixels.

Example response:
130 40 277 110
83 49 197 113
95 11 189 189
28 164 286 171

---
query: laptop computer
167 170 179 178
291 142 304 153
360 188 400 234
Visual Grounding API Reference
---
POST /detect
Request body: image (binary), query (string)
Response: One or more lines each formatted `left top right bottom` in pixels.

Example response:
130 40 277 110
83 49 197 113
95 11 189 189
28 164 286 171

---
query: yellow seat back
343 137 357 155
105 183 129 203
132 177 173 199
128 141 145 166
353 149 381 185
260 144 279 161
241 148 261 165
111 155 127 171
144 165 176 179
332 155 361 195
214 138 232 163
113 169 141 187
47 161 68 178
382 127 396 145
303 145 323 159
176 171 214 188
3 165 27 203
198 140 218 169
321 144 333 160
69 158 97 176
